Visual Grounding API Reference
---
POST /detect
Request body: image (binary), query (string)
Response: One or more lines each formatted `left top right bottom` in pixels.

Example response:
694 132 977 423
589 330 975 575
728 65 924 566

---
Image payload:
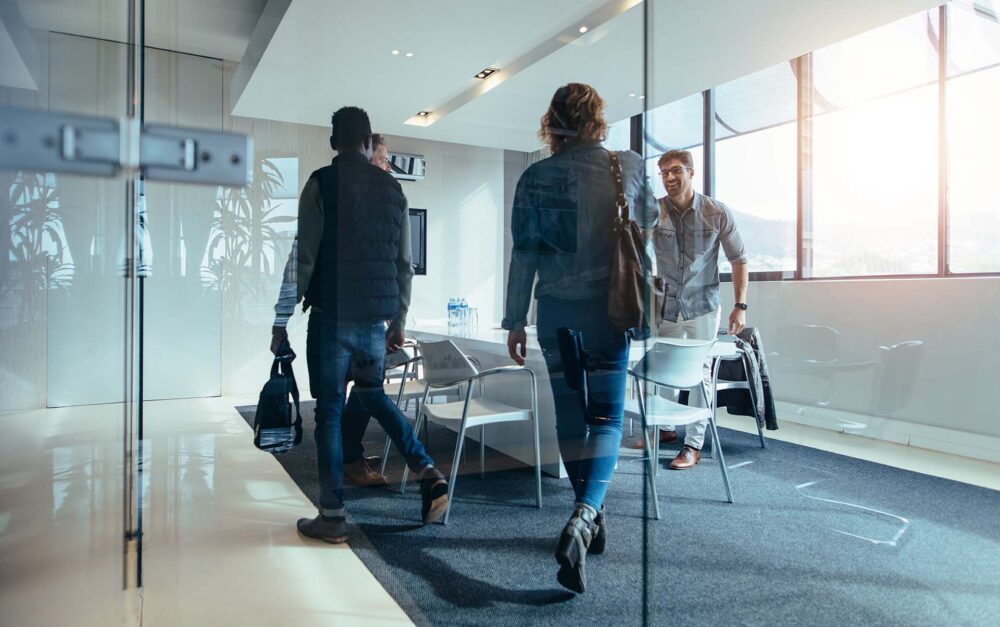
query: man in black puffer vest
271 106 448 543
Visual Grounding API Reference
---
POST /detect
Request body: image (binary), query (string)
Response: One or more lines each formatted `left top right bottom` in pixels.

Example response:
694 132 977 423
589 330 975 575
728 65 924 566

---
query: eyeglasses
659 166 692 178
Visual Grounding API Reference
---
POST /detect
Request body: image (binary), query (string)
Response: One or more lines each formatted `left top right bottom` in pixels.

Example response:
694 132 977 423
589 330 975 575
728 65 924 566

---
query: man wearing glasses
647 149 749 470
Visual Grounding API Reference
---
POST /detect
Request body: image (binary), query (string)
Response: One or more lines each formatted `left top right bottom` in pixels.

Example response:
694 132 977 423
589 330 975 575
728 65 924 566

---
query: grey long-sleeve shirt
272 175 413 329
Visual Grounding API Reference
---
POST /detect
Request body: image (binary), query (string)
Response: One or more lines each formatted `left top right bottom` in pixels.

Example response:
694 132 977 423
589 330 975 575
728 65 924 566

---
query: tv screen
409 208 427 275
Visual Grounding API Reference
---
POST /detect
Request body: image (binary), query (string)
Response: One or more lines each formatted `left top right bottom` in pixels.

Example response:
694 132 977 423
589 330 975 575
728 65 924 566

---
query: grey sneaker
297 514 348 544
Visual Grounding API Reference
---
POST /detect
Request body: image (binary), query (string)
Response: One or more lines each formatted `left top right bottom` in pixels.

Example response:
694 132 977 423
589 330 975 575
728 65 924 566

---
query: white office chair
379 344 463 477
400 340 542 524
625 339 734 520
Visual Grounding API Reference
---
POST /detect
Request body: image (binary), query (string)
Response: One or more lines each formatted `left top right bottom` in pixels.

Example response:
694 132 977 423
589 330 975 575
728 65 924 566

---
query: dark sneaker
344 458 389 487
420 471 449 524
555 504 598 594
296 515 348 544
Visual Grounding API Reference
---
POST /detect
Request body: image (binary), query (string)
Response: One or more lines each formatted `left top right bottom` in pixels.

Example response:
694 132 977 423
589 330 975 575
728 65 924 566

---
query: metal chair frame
400 343 542 525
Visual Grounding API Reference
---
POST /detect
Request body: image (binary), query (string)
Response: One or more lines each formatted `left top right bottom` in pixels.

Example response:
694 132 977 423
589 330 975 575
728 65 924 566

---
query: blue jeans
307 311 434 515
536 295 629 511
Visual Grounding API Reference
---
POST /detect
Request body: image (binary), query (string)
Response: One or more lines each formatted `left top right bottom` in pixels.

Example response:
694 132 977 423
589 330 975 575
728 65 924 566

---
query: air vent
387 152 426 181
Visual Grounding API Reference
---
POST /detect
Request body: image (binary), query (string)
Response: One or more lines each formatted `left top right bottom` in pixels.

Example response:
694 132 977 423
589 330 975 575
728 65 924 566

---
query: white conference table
408 323 739 478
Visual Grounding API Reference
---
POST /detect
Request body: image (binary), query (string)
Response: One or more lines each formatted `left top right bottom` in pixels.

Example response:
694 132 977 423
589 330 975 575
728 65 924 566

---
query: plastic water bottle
448 298 458 328
459 298 469 332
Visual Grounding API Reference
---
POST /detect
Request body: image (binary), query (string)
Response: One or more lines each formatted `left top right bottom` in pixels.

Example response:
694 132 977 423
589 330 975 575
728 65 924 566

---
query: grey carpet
237 402 1000 627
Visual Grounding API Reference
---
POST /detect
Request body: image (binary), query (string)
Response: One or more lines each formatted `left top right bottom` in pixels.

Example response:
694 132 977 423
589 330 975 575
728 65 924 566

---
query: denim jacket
502 142 655 331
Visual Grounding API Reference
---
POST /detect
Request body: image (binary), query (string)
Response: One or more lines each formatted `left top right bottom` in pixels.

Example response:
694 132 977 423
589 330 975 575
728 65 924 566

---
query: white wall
720 276 1000 461
383 135 506 328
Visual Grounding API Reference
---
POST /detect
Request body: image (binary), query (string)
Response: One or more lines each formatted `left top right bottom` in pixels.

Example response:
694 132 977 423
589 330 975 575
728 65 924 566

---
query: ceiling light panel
474 67 499 80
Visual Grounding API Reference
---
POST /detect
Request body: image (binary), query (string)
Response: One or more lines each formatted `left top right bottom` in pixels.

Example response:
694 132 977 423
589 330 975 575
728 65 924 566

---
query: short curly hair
539 83 608 154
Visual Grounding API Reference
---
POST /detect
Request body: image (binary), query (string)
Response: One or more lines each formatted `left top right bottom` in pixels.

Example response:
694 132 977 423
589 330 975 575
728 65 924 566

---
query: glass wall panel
1 3 133 623
138 1 651 625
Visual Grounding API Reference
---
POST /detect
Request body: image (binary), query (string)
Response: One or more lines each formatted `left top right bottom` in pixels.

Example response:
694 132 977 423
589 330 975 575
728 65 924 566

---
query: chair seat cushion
423 398 531 426
623 395 711 426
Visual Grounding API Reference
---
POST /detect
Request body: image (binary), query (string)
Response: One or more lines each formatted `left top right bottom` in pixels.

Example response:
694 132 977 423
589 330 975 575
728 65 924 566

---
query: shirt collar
664 192 703 215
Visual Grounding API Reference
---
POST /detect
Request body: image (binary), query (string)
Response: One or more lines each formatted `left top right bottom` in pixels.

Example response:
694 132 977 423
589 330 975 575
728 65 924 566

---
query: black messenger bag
253 354 303 454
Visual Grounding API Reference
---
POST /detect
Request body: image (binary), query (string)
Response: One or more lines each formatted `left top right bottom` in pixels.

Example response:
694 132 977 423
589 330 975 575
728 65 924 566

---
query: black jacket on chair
716 327 779 431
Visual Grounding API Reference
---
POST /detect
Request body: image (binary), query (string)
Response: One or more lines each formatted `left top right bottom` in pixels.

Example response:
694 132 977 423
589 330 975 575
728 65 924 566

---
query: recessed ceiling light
405 52 414 57
474 67 499 80
579 26 588 33
391 49 399 55
629 93 636 98
416 110 431 117
639 95 645 100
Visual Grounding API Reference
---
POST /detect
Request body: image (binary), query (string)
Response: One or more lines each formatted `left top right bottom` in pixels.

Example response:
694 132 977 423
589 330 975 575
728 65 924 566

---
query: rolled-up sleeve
718 203 748 265
272 177 323 327
502 172 540 331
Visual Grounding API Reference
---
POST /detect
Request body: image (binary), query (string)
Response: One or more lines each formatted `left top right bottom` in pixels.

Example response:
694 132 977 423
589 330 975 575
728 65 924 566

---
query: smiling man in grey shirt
649 149 749 470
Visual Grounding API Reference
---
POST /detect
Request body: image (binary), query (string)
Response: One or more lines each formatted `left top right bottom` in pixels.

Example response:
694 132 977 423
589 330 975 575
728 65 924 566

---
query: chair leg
642 424 661 520
652 427 660 480
400 411 426 494
480 425 486 478
532 415 542 509
710 416 734 503
444 424 467 525
757 420 767 449
379 435 391 477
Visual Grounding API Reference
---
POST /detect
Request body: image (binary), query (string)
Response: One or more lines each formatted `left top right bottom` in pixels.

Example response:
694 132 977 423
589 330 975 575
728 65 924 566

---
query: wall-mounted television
409 208 427 275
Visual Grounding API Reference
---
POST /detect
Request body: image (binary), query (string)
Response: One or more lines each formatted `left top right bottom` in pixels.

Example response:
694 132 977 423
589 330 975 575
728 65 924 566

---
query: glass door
0 1 250 621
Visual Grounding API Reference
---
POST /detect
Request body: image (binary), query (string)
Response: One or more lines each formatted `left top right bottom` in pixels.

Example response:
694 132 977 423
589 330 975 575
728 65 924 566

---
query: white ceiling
232 0 944 152
11 0 945 152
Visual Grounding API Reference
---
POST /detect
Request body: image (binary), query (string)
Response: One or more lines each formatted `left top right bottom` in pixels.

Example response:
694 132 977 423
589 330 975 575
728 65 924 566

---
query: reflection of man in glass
650 149 749 470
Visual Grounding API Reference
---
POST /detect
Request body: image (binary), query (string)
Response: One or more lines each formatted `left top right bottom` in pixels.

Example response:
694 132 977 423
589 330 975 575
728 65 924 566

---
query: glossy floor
0 397 997 626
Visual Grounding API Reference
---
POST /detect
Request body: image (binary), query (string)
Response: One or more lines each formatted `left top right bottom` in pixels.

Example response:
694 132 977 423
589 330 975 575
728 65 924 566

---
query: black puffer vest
305 154 407 321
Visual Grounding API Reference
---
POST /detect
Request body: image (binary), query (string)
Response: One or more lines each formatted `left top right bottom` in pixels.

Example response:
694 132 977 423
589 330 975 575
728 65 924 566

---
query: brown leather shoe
668 445 701 470
628 430 678 449
344 458 388 487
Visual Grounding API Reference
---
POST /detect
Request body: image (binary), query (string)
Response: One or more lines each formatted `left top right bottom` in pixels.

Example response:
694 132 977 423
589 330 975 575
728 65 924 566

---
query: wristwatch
735 302 749 310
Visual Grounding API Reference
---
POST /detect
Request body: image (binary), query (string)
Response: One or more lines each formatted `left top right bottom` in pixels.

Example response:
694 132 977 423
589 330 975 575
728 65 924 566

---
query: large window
644 93 704 198
715 62 797 274
946 0 1000 273
636 2 999 280
810 11 939 277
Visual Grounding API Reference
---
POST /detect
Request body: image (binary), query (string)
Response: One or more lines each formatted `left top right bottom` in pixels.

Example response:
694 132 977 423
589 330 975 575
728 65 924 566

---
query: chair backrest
632 339 716 390
416 340 478 387
384 345 416 370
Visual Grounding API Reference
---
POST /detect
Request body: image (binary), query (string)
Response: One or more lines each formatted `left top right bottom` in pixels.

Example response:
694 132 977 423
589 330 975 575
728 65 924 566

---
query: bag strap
607 149 630 222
